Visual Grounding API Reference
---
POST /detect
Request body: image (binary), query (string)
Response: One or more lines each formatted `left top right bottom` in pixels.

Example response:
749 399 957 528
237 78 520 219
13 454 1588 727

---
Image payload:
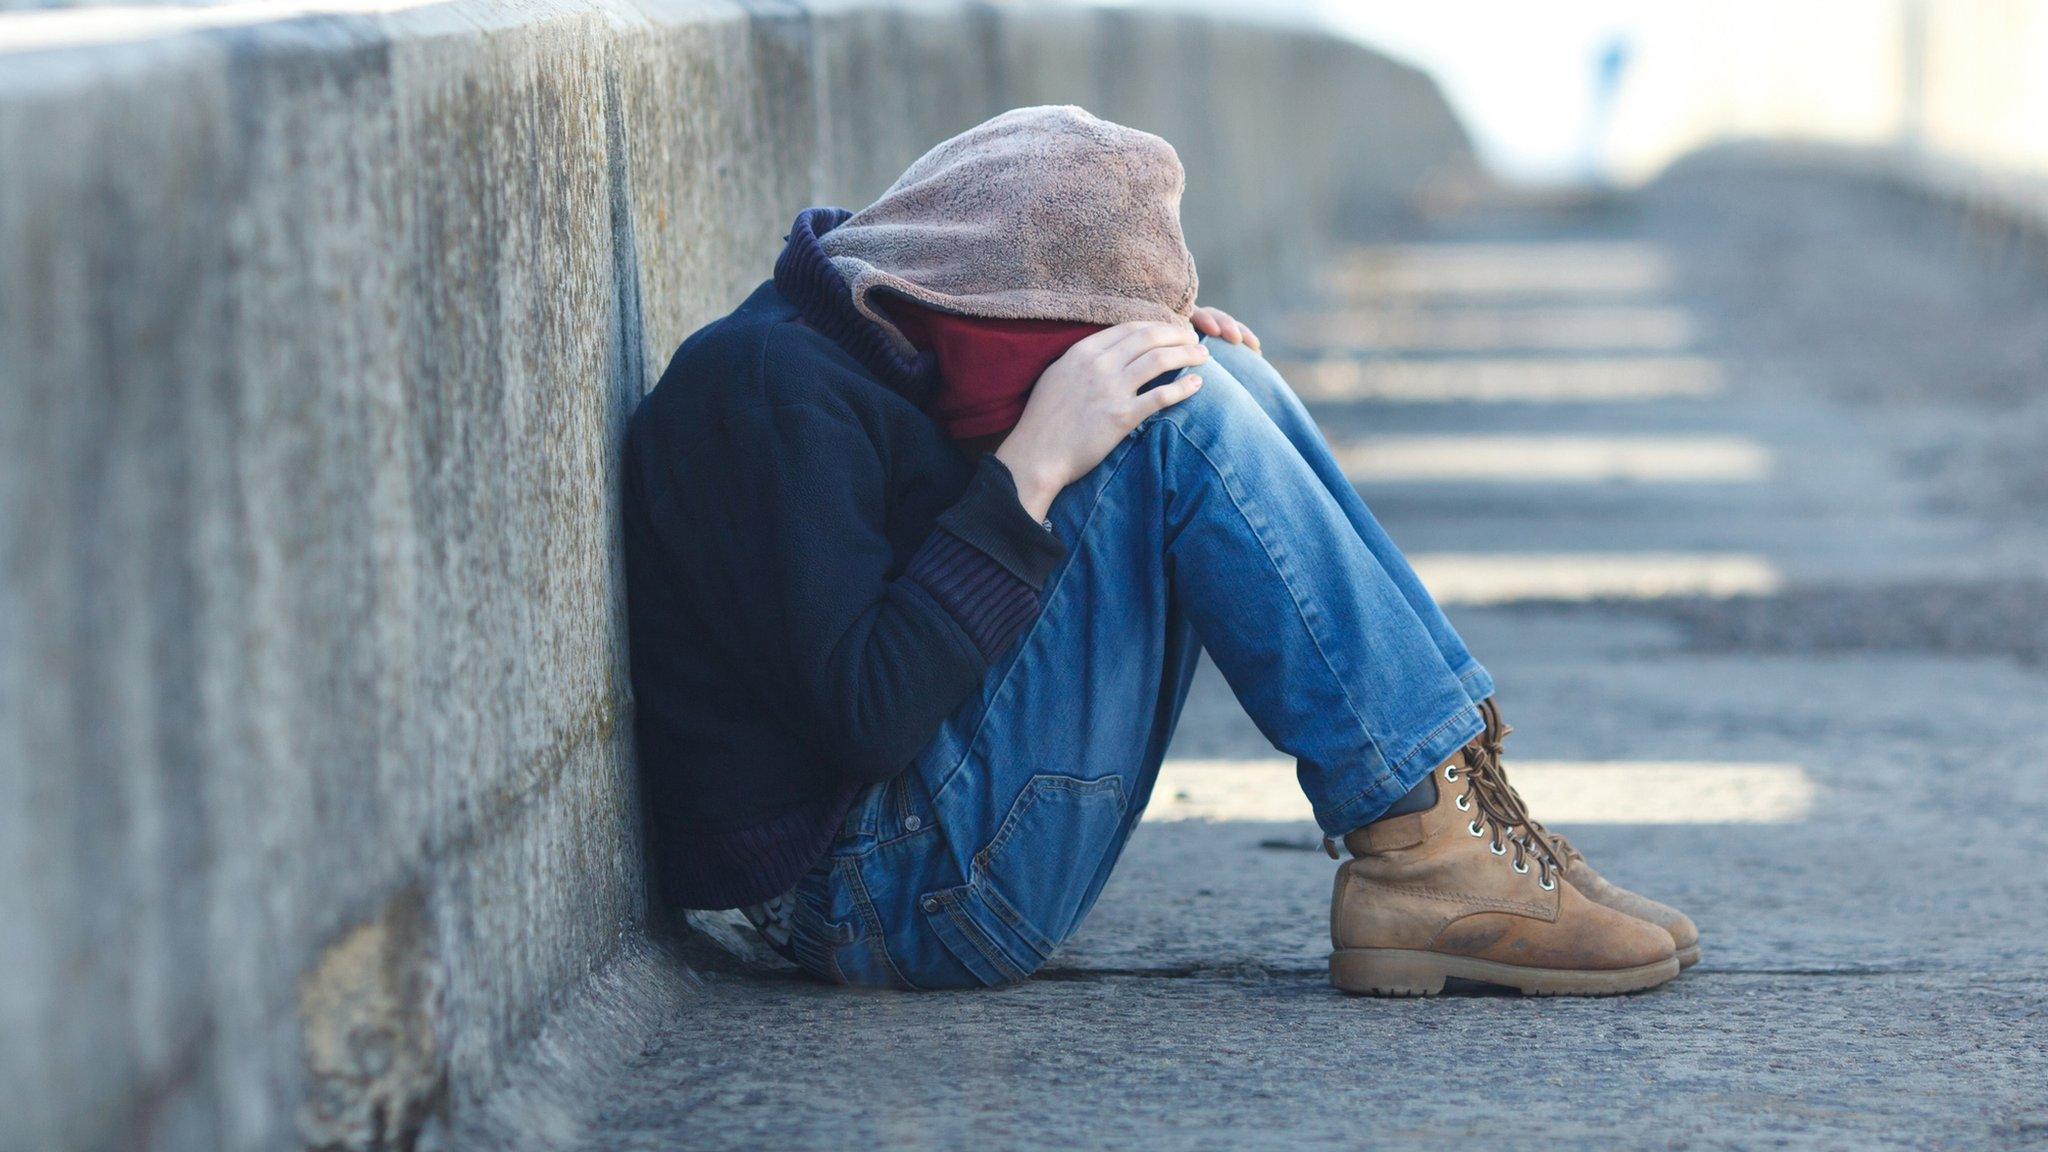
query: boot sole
1676 944 1700 969
1331 948 1681 997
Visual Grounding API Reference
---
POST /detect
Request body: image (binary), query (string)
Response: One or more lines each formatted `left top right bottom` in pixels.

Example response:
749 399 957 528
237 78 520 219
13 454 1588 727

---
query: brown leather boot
1330 747 1679 997
1473 699 1702 969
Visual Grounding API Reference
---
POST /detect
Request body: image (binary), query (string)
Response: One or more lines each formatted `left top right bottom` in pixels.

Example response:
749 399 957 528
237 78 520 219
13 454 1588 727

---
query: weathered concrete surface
578 971 2048 1152
559 159 2048 1148
0 4 1470 1150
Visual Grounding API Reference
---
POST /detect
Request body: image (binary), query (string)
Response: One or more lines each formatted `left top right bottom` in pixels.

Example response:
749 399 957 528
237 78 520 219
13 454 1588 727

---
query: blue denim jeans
771 337 1493 989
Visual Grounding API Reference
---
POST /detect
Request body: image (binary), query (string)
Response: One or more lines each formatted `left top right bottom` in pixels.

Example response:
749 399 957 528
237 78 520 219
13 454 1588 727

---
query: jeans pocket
972 773 1128 961
920 884 1033 987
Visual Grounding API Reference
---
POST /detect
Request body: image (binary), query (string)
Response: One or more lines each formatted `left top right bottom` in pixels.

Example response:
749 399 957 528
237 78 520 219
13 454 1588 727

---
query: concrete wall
0 3 1471 1149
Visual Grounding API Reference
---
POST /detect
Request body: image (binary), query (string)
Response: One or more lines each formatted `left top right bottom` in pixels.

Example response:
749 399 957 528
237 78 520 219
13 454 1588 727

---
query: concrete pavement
566 157 2048 1150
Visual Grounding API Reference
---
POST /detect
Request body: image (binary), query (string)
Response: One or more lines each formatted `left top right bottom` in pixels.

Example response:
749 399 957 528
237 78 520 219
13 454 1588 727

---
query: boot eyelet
1454 794 1470 812
1467 820 1485 837
1443 765 1459 782
1513 860 1529 874
1539 875 1557 891
1489 841 1507 857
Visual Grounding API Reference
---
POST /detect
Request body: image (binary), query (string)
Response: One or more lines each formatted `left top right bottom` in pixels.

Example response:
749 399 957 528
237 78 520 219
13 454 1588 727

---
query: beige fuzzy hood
819 105 1199 357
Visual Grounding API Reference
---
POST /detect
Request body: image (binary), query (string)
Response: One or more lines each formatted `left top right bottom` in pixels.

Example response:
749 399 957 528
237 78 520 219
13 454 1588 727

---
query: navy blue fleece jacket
622 209 1067 910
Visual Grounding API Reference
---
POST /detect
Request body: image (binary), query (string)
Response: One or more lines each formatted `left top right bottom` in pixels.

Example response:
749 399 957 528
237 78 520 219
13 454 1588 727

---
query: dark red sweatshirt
882 300 1105 440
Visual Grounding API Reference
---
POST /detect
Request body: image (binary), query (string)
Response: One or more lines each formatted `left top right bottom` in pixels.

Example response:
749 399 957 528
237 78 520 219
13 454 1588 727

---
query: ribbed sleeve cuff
904 529 1043 660
934 455 1068 590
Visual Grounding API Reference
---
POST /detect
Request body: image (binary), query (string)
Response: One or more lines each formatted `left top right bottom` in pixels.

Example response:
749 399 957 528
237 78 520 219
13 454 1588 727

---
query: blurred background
1171 0 2048 189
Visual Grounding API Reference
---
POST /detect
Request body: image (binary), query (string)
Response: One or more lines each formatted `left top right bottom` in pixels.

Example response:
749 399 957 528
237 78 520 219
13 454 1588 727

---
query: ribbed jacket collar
773 207 940 406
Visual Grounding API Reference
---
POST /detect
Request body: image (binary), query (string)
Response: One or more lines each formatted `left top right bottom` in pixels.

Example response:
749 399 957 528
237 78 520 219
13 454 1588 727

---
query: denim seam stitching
796 878 859 946
939 892 1030 983
1162 408 1459 824
873 825 934 850
968 778 1125 959
1161 419 1394 779
931 436 1155 800
1388 706 1480 780
871 776 932 850
970 869 1059 958
973 775 1128 877
1318 705 1478 830
842 860 914 990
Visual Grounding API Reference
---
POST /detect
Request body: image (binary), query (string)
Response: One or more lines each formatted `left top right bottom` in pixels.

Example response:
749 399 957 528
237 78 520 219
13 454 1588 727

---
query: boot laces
1472 699 1582 871
1455 746 1558 887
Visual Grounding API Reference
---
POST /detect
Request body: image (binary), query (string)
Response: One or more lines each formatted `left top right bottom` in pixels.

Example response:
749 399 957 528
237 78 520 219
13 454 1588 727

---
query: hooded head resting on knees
814 105 1201 440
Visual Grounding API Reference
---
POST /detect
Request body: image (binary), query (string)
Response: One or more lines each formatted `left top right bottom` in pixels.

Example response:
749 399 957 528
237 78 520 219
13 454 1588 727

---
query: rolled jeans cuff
1454 661 1495 707
1312 702 1484 836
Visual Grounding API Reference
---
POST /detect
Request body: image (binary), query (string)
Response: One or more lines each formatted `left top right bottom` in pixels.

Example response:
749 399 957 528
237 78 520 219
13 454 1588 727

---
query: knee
1201 336 1300 419
1145 348 1271 439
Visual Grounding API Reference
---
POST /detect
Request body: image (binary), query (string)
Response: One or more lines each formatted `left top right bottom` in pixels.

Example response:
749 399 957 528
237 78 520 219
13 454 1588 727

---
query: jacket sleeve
653 399 1066 784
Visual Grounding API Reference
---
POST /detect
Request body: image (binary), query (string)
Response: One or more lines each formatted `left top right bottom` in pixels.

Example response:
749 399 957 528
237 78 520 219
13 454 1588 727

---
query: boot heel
1330 949 1449 997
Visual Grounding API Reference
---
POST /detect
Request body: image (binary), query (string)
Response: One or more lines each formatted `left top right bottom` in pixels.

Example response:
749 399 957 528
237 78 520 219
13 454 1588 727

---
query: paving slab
576 970 2048 1152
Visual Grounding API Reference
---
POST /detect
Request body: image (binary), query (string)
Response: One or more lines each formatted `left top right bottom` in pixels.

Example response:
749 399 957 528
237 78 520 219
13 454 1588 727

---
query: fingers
1192 306 1261 350
1123 340 1211 386
1192 307 1242 344
1097 320 1201 366
1212 314 1258 349
1193 307 1240 344
1136 373 1202 417
1067 319 1159 358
